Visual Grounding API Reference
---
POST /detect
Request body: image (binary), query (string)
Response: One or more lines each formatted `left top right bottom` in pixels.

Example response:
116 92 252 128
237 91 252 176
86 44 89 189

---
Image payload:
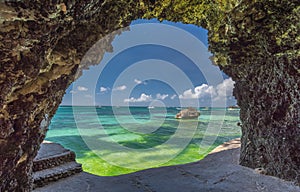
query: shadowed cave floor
33 139 300 192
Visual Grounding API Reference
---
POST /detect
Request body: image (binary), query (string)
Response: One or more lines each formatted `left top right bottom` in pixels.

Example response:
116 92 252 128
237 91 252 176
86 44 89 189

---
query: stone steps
33 150 76 172
33 161 82 188
33 141 82 189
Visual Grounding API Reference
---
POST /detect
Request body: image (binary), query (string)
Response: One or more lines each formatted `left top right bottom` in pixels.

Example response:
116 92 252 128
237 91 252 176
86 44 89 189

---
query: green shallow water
46 106 241 176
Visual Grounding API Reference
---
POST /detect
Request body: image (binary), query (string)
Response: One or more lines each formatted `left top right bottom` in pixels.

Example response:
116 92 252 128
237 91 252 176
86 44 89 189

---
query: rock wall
209 1 300 183
146 0 300 184
0 1 147 191
0 0 299 191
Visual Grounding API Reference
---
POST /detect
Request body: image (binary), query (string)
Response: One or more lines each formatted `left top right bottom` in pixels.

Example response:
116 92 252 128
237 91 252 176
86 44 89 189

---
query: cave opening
44 19 241 176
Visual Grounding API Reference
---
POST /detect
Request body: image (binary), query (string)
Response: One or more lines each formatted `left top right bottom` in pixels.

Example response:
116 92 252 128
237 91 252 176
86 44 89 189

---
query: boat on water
148 106 155 109
175 107 200 119
227 105 240 110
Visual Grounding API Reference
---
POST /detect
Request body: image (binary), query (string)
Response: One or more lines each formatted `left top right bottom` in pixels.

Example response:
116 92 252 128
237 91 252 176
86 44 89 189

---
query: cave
0 0 299 191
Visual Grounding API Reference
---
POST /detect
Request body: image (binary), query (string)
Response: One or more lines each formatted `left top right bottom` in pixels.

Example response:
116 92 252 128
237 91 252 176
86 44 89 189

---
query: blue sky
61 19 236 107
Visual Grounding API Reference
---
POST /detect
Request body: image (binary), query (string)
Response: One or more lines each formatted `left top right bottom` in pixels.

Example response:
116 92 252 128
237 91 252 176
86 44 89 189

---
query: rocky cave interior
0 0 299 191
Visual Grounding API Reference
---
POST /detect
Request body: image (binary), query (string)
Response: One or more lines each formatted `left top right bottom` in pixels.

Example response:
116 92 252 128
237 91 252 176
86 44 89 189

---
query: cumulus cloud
179 78 235 101
156 93 169 100
134 79 143 84
170 94 177 100
179 84 216 99
70 90 76 94
100 87 109 92
213 78 235 101
77 86 88 92
124 93 152 103
113 85 127 91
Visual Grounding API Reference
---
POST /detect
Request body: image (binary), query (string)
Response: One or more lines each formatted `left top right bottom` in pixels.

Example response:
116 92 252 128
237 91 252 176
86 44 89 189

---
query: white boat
148 106 155 109
175 107 200 119
227 105 240 110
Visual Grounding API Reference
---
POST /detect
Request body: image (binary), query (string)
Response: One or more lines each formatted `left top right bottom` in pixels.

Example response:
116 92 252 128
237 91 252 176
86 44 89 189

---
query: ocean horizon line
59 105 238 108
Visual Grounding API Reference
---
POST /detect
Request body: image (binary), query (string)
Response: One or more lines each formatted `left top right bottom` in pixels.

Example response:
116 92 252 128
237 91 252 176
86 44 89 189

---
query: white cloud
77 86 88 92
113 85 127 91
100 87 109 92
170 94 177 100
70 90 76 94
179 84 216 99
179 78 235 101
124 93 152 103
214 78 235 101
134 79 143 84
156 93 169 100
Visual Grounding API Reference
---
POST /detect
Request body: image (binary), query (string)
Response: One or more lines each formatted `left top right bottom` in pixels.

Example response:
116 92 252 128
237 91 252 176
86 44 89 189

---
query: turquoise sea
46 106 241 176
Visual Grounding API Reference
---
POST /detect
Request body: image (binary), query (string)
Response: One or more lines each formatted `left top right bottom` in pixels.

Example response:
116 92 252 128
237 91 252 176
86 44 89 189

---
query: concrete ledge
34 139 300 192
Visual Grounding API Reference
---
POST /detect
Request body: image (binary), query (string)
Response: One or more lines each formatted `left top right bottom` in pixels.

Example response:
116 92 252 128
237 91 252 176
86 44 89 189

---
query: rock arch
0 1 299 191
